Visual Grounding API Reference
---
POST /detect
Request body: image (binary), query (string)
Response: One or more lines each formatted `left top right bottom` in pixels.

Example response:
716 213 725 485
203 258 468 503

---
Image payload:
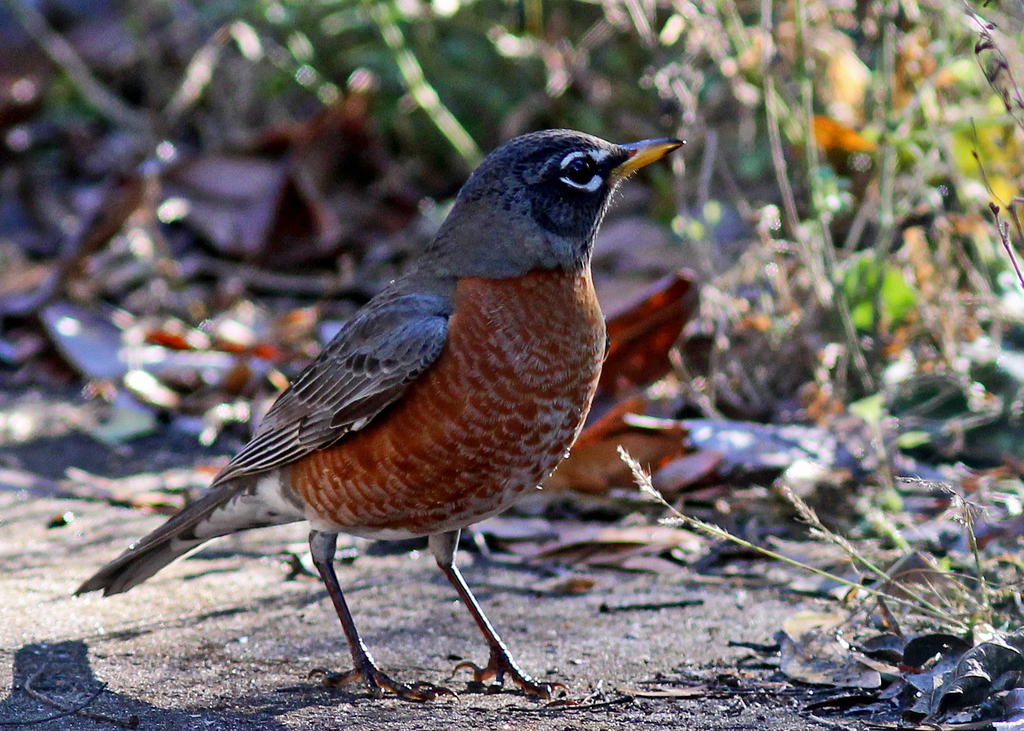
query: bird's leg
430 531 562 699
308 530 453 701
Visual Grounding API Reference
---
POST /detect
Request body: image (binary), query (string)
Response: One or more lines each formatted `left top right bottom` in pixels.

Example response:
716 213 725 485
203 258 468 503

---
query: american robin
77 129 682 700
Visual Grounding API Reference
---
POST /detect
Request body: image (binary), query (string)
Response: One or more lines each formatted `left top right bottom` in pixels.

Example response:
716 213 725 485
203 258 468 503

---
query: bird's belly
288 268 606 538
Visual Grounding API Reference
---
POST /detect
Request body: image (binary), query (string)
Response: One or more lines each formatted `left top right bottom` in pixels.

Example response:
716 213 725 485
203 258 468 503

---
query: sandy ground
0 483 870 730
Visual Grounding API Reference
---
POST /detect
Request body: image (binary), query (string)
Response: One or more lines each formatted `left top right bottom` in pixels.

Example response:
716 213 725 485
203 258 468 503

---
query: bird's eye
558 153 601 191
563 157 595 184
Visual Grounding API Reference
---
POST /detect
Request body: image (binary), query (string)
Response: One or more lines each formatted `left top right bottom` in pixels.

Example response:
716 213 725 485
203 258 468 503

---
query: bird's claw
309 666 456 701
452 647 564 698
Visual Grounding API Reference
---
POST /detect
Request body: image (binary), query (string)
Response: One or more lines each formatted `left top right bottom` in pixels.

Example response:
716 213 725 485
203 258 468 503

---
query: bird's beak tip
612 138 684 178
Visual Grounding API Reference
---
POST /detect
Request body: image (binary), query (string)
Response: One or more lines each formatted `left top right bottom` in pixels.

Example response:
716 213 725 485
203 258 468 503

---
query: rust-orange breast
288 268 606 537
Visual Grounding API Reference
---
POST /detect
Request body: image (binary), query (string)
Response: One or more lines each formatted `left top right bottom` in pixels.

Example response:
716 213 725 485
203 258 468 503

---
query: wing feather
213 292 449 484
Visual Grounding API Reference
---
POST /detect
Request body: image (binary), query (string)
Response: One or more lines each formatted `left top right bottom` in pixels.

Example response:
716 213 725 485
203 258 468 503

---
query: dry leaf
779 610 882 688
544 397 687 494
599 271 695 396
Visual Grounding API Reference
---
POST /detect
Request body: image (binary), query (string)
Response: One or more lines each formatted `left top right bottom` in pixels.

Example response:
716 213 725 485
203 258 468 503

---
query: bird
76 129 682 701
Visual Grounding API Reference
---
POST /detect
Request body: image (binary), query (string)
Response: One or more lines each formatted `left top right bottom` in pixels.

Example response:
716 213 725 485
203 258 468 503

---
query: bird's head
424 129 682 278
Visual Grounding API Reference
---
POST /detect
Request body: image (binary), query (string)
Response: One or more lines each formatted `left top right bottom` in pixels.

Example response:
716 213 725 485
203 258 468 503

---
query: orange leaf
812 115 876 155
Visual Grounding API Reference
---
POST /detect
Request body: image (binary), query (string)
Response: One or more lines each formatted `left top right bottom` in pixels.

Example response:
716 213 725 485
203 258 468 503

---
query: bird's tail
76 474 304 596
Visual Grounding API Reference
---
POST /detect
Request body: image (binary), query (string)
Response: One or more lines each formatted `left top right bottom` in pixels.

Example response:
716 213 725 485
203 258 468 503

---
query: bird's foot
452 646 564 698
310 665 456 701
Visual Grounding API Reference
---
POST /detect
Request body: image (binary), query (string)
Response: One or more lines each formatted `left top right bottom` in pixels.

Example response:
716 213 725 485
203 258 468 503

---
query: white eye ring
560 173 602 192
559 151 603 192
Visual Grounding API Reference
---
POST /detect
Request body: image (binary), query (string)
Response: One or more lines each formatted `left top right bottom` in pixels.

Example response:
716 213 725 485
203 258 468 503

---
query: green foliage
841 255 918 332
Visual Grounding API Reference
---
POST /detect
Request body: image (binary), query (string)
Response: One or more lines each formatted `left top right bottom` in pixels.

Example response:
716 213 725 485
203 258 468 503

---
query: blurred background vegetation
4 0 1018 452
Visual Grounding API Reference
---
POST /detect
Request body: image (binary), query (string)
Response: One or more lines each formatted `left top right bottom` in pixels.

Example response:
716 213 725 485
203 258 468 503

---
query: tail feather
77 474 305 596
76 530 207 596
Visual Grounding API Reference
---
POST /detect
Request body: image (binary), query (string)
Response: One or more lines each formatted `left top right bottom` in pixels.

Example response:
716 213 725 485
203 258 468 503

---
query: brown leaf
255 96 417 265
534 576 597 595
599 272 695 396
0 172 149 317
812 115 877 156
141 317 212 351
544 397 686 494
510 522 704 572
61 466 218 513
163 155 288 260
165 96 418 267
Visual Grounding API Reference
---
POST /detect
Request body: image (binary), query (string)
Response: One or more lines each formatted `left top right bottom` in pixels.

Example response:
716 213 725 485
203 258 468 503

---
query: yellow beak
612 138 684 179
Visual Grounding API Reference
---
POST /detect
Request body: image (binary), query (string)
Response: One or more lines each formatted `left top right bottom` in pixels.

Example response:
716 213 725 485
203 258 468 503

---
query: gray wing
213 292 450 484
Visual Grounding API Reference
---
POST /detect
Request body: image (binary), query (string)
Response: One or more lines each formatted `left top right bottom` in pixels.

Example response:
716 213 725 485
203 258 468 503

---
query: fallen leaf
779 611 882 688
651 450 723 495
40 302 128 381
535 576 597 595
545 397 687 494
618 685 710 699
509 522 704 572
599 271 695 396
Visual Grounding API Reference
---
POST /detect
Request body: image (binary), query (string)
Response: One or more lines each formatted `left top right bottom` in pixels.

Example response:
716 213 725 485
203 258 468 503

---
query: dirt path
0 485 867 730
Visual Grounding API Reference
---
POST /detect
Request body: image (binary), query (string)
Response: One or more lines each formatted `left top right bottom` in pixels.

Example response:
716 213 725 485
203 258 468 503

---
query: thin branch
0 672 135 728
991 204 1024 290
4 0 151 132
365 0 481 167
163 25 231 126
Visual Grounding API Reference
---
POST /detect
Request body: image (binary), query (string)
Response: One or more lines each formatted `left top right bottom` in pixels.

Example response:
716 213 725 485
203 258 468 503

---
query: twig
970 9 1024 131
762 79 800 245
1 671 137 728
622 0 656 49
694 128 718 277
872 3 898 264
991 203 1024 291
163 25 231 126
503 693 635 713
801 0 874 394
365 0 481 167
840 180 878 254
3 0 150 132
759 0 873 394
523 0 543 37
0 467 60 497
180 254 372 298
0 681 106 727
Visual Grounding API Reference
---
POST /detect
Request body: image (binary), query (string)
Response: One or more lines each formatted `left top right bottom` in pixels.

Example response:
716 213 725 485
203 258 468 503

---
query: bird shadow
0 640 316 730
